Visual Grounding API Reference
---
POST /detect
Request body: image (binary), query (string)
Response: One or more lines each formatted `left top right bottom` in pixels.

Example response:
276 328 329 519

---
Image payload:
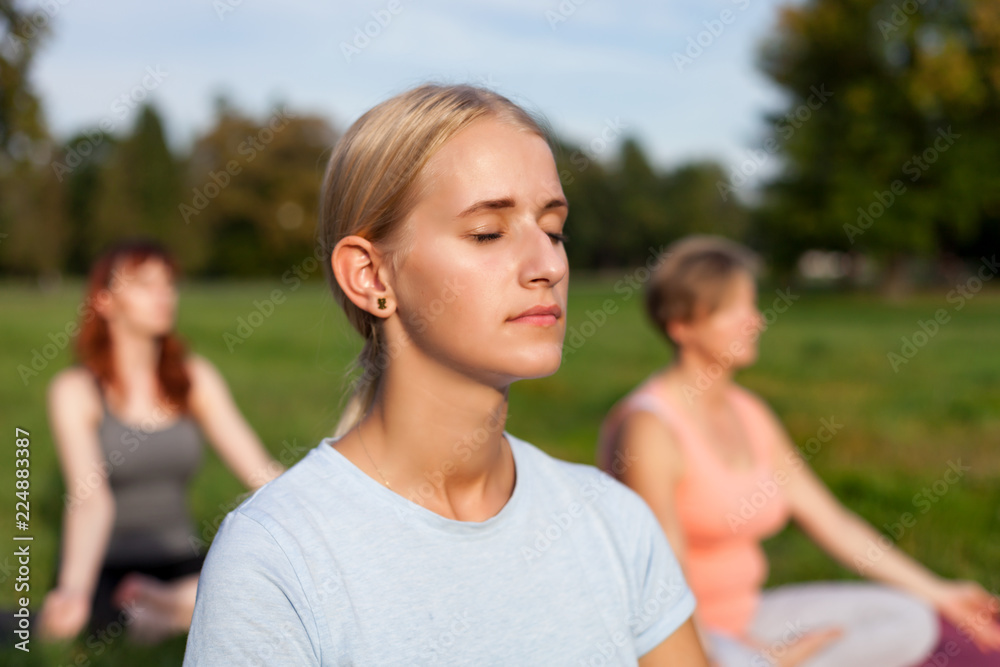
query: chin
502 344 564 380
734 349 759 369
146 321 176 338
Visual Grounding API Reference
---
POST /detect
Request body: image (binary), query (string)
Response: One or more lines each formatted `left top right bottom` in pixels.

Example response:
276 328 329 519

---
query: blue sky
28 0 800 186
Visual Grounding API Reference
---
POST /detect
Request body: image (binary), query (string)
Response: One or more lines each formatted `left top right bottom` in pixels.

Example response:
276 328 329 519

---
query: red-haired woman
38 238 283 643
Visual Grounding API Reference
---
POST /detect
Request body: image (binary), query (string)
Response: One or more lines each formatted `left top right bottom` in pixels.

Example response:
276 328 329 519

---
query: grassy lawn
1 275 998 665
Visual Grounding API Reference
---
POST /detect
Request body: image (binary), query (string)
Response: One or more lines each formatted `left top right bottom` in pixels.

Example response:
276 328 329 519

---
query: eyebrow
456 197 568 218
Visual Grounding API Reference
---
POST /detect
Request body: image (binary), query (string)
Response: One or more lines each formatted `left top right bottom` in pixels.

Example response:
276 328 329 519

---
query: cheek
116 293 143 316
707 315 742 344
398 250 501 336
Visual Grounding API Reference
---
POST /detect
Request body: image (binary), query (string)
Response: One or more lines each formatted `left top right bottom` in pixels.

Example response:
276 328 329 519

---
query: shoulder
217 441 343 538
602 392 684 482
47 365 102 419
729 382 769 410
48 364 98 398
185 353 221 385
509 434 660 534
185 354 232 410
731 384 786 436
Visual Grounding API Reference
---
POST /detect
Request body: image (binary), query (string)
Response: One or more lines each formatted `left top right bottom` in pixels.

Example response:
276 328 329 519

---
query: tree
0 0 67 277
754 0 1000 287
87 104 210 270
180 103 338 277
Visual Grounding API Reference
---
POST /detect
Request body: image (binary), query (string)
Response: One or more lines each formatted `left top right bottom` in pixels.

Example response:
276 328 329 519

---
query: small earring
377 297 387 310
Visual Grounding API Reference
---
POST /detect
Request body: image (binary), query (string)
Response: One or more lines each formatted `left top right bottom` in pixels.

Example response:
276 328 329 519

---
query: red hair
76 238 192 412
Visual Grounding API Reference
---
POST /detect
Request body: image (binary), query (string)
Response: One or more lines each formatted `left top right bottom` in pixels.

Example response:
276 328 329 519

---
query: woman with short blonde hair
599 234 1000 666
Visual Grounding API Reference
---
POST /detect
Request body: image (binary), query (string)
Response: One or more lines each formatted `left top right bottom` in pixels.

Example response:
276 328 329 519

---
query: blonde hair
645 235 761 351
319 83 551 437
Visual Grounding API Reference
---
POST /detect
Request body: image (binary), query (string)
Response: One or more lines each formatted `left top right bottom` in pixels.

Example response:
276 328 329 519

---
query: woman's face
674 271 763 369
99 257 178 337
388 117 569 388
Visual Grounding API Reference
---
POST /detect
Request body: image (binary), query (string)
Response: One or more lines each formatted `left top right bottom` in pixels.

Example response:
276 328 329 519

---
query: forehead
114 255 173 279
418 118 562 202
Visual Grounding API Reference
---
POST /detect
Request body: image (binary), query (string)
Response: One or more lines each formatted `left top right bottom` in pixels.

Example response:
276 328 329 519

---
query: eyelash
472 232 569 245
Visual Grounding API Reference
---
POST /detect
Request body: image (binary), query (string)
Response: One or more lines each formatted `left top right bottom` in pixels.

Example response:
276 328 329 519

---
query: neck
355 344 513 518
108 323 161 389
663 346 734 409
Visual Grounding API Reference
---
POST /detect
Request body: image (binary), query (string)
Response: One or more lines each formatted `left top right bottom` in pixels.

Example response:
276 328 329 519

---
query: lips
509 304 562 324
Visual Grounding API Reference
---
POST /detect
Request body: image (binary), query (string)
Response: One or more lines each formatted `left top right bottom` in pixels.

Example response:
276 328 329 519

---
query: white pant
707 582 940 667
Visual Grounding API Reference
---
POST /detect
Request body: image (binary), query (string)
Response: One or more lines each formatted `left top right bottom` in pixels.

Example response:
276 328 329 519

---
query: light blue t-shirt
183 431 695 665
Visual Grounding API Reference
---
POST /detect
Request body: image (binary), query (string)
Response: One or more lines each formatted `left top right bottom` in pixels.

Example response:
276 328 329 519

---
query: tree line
2 0 997 287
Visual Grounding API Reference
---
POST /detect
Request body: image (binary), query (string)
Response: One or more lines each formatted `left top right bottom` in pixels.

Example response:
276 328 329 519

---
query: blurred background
2 0 998 664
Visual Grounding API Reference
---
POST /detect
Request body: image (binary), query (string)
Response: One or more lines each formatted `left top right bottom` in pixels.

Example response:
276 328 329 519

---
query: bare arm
763 399 1000 651
765 405 946 598
187 355 283 489
40 369 115 638
616 410 688 560
617 407 845 666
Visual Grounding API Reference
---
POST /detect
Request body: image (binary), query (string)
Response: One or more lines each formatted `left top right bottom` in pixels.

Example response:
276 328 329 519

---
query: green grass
1 276 998 664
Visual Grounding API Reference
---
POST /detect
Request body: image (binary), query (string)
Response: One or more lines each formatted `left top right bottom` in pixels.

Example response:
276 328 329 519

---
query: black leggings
89 553 205 634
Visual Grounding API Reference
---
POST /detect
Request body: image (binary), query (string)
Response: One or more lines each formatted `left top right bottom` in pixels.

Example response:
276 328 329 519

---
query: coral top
597 374 791 637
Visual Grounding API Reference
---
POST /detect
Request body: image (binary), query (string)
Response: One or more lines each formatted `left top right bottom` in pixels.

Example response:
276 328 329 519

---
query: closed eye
471 230 569 244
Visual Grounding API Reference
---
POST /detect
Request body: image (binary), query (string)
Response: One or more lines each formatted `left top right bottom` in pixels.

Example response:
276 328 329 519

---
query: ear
91 287 115 321
665 318 691 348
331 235 395 317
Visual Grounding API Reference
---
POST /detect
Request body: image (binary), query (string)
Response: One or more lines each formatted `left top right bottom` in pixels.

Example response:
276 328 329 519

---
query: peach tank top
597 374 790 638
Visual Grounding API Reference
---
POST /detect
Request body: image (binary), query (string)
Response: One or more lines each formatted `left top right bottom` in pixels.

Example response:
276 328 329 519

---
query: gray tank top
92 373 204 566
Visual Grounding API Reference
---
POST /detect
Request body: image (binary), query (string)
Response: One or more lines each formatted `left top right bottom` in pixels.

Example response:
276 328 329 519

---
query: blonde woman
183 84 708 665
598 235 1000 666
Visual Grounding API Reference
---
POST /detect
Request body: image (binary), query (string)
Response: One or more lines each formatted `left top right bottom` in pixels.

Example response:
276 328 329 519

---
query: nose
518 223 568 288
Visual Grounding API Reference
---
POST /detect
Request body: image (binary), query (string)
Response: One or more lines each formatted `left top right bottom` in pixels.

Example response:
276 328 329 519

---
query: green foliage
754 0 1000 272
179 103 337 277
556 138 749 269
